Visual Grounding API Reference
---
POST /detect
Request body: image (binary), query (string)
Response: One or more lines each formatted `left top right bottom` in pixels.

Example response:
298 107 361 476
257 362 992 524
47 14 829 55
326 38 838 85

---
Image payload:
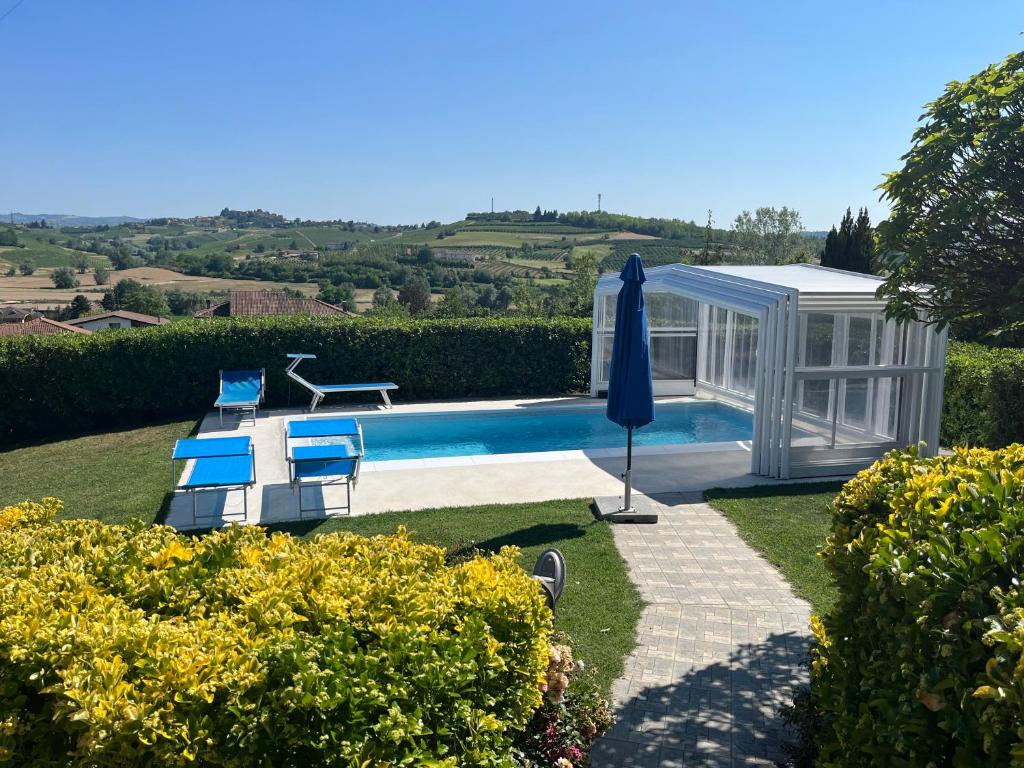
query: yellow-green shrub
0 500 551 767
813 445 1024 766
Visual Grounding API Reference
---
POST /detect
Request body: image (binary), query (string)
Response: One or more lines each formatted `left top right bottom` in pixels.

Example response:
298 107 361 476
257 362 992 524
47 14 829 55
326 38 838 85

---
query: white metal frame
285 354 396 411
591 264 948 479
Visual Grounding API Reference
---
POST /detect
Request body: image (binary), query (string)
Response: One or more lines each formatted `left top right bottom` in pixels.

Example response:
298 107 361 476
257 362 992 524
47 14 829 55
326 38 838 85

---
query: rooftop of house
194 290 353 318
64 310 171 327
0 317 93 337
0 307 43 322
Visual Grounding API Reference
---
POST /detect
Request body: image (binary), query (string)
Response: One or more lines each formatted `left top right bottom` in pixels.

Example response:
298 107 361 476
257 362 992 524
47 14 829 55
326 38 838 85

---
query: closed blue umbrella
606 253 655 512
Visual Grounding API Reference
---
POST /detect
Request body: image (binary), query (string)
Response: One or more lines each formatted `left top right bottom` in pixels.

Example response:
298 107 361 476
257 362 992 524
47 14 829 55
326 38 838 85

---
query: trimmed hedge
0 316 591 442
0 498 552 766
812 445 1024 766
943 341 1024 447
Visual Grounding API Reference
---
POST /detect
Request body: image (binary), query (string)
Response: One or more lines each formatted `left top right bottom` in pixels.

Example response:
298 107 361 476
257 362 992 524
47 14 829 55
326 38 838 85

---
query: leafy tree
254 243 265 254
18 259 35 276
510 283 537 316
364 286 409 318
5 265 15 277
563 249 601 316
51 267 80 289
93 265 110 285
432 286 476 318
0 228 17 246
416 246 432 265
398 274 432 314
317 282 356 310
101 278 169 316
165 289 209 316
67 294 91 319
731 207 803 264
371 285 397 309
73 254 91 274
877 50 1024 338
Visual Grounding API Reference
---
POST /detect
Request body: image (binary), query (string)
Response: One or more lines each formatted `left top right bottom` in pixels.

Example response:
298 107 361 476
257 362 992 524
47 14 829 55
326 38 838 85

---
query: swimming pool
356 401 753 462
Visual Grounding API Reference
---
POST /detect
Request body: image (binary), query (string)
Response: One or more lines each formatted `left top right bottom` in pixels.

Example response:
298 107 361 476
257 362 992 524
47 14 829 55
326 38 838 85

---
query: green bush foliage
0 316 591 442
812 445 1024 766
942 341 1024 447
0 498 552 766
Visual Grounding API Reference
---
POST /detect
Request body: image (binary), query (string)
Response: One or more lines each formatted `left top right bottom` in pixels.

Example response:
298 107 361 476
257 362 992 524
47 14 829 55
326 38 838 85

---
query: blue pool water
358 402 753 462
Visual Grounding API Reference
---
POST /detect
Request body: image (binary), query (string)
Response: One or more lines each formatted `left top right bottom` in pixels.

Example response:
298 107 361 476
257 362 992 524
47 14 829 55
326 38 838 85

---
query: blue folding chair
215 369 265 425
172 436 256 526
285 417 363 517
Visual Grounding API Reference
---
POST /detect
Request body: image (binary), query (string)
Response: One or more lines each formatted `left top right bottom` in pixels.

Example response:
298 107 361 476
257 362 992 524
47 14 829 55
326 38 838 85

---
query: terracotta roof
194 290 353 318
0 317 93 337
64 310 170 327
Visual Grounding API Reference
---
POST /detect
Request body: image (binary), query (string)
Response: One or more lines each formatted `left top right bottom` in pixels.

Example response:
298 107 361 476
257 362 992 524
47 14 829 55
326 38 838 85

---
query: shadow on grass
590 631 810 767
705 481 845 504
263 520 593 552
0 413 204 455
447 522 591 558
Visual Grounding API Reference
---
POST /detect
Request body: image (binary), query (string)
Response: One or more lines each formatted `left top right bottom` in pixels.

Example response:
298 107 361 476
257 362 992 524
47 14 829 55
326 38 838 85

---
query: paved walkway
590 493 813 768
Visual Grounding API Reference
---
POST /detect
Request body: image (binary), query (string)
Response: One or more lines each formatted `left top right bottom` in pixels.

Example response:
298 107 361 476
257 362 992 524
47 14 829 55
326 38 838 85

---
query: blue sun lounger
171 436 256 526
285 354 396 412
285 417 364 516
215 369 265 425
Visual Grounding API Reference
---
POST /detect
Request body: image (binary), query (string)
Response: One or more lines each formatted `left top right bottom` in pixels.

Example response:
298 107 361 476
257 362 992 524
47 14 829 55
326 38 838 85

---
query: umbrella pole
623 426 633 512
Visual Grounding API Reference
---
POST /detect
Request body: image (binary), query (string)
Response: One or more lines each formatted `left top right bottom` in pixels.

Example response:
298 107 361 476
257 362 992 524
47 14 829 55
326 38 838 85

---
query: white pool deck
164 396 828 530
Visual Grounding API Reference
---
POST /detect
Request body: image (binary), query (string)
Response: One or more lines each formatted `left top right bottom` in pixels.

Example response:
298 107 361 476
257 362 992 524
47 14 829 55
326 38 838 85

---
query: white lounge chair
285 354 397 412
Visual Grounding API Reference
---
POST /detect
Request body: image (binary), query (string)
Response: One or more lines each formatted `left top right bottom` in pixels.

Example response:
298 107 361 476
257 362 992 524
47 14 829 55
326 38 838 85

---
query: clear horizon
1 0 1019 230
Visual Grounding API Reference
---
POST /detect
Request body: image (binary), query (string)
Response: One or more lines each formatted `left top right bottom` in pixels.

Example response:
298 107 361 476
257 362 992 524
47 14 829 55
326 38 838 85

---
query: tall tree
100 278 169 316
850 208 874 274
731 207 803 264
819 207 875 274
51 267 80 289
67 294 91 319
876 50 1024 337
398 274 432 315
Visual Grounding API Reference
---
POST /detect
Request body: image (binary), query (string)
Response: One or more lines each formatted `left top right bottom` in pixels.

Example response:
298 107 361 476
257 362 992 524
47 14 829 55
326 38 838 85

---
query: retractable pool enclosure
591 263 948 479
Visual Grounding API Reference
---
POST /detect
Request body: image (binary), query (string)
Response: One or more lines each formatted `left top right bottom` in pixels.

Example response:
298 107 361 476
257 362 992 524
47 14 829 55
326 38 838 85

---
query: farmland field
0 233 108 269
0 266 317 311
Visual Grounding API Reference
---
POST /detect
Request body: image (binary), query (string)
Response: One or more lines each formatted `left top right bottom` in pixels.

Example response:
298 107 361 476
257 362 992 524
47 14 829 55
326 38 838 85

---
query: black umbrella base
592 495 659 524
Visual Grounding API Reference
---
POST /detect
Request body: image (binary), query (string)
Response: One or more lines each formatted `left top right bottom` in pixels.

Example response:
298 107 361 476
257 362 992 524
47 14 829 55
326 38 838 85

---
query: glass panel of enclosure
595 291 698 387
699 305 759 399
793 311 910 449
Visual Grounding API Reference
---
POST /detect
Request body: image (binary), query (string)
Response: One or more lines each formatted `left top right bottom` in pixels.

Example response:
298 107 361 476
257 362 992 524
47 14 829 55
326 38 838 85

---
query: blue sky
0 1 1019 229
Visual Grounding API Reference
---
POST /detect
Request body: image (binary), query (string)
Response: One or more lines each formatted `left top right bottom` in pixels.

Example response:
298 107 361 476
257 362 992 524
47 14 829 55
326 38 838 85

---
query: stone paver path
590 493 812 768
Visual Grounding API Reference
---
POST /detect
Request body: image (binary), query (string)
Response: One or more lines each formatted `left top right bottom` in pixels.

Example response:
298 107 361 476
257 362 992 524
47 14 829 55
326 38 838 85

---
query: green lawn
0 423 642 694
0 419 198 525
705 482 845 613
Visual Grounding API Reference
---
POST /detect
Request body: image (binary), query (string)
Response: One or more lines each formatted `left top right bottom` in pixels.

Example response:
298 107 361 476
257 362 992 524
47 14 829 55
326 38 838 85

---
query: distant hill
6 213 145 227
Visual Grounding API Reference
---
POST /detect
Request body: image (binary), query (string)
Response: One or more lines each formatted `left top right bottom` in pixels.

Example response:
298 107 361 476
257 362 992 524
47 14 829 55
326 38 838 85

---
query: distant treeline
466 209 718 243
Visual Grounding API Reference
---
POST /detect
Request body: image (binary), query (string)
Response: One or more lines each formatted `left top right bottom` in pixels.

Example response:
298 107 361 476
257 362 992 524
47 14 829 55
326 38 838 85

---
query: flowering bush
0 499 553 767
812 444 1024 766
513 634 613 767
